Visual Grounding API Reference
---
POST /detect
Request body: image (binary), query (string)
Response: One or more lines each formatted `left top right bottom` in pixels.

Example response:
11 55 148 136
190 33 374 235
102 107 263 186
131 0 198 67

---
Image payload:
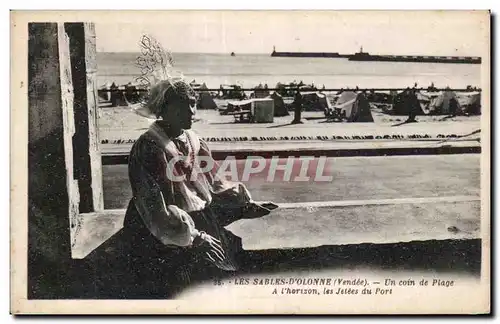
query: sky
95 11 488 56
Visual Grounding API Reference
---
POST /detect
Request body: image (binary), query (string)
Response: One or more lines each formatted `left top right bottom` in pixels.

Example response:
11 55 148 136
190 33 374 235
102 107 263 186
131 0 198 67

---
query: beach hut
252 98 275 123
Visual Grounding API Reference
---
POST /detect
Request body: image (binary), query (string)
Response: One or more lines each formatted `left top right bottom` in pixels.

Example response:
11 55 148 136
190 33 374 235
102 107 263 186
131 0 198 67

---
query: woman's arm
130 138 228 266
198 138 253 204
129 139 199 247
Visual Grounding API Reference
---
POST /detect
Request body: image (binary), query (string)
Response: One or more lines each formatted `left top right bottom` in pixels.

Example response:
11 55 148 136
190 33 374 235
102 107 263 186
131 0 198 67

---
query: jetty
348 47 481 64
271 46 349 58
270 46 481 64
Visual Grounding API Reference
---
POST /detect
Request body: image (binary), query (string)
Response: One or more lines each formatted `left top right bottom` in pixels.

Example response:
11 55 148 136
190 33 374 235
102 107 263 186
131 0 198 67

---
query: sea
97 52 481 90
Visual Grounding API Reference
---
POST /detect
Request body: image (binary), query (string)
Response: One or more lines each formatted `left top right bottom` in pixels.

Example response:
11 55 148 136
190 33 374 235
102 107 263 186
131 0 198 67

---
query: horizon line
97 50 270 55
96 50 482 58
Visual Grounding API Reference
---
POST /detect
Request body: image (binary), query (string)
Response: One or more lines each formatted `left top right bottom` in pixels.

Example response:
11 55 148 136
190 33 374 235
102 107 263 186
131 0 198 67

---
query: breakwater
271 50 350 58
269 48 481 64
348 52 481 64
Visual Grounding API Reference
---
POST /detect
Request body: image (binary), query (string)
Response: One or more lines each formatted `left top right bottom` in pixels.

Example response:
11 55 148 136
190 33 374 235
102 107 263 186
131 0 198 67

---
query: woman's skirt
122 199 244 272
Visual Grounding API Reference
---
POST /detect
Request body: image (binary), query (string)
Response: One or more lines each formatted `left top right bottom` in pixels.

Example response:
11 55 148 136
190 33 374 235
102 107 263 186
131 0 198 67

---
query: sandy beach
98 105 481 149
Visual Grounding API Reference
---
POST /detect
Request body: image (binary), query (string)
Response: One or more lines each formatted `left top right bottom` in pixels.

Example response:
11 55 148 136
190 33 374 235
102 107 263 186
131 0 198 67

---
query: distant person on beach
125 82 137 103
405 87 419 123
291 89 304 124
124 79 274 284
110 82 119 107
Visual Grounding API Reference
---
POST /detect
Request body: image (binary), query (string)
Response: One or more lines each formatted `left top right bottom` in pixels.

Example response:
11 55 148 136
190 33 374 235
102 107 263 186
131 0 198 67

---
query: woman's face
160 95 197 129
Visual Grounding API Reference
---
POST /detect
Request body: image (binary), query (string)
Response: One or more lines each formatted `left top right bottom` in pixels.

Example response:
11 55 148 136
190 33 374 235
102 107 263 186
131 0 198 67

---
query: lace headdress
127 34 195 119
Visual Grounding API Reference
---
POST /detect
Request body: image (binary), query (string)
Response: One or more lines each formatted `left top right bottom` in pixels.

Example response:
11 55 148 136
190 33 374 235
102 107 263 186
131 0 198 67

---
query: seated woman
123 79 273 282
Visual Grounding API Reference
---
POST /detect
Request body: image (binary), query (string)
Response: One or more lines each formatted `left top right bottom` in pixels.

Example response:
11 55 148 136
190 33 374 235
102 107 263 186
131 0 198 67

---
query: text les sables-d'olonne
216 277 457 296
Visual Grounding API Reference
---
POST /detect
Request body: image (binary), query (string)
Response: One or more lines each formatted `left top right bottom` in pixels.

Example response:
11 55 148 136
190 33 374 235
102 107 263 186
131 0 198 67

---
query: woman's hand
193 231 226 266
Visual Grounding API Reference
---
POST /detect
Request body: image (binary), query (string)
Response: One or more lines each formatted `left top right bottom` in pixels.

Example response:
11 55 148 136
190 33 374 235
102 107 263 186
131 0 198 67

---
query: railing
98 87 482 94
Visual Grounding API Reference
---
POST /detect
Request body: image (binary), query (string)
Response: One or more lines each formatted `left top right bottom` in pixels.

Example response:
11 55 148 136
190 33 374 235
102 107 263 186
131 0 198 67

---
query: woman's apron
122 197 244 271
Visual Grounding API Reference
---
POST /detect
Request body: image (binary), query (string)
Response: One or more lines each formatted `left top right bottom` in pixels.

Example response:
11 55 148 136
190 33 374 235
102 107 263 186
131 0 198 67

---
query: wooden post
28 22 79 297
28 22 103 297
64 23 104 214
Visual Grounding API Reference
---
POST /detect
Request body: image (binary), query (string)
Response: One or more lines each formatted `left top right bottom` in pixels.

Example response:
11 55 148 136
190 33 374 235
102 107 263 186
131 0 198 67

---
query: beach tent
195 83 217 110
431 91 459 115
269 92 289 116
328 93 342 106
301 91 330 111
456 91 481 115
350 92 373 122
416 91 442 115
325 91 355 118
333 91 373 122
417 90 465 115
392 91 423 115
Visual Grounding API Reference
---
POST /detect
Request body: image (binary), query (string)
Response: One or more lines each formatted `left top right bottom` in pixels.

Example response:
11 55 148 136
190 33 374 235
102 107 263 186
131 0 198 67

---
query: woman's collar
151 121 185 140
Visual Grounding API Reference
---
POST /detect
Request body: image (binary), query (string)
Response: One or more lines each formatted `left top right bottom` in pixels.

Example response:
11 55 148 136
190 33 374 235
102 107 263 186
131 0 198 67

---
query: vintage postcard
11 10 490 314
